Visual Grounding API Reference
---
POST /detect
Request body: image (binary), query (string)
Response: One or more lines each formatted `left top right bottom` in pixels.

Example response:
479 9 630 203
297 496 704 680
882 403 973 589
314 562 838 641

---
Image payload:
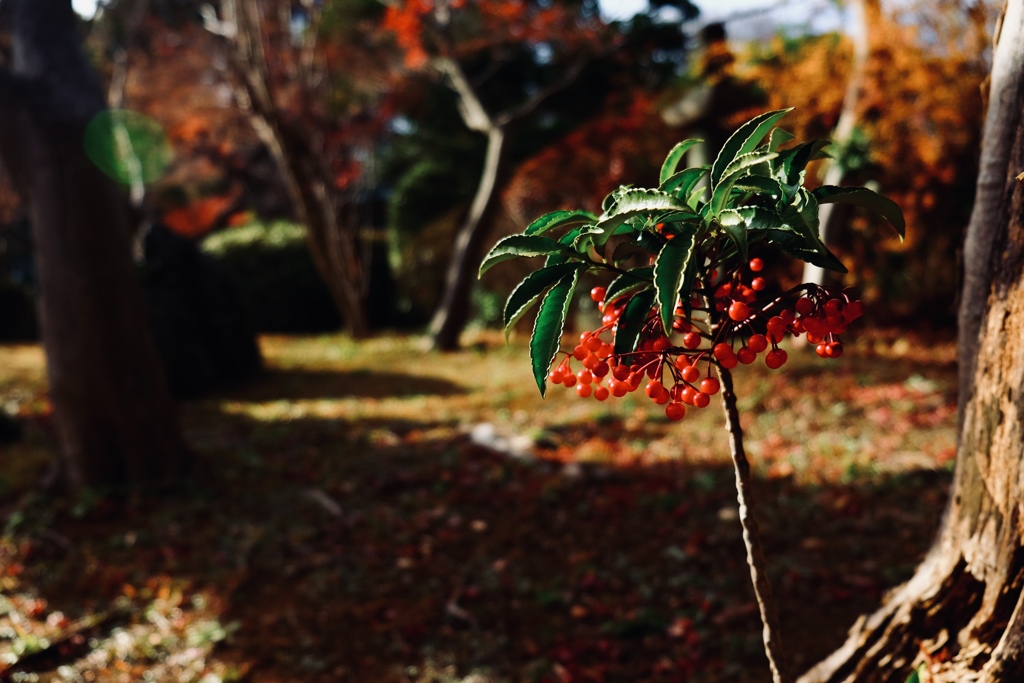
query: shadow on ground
0 332 957 682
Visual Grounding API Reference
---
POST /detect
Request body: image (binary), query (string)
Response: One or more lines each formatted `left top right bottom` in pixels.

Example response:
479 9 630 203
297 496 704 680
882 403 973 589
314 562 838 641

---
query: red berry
572 345 587 361
693 392 711 408
713 343 733 360
548 368 564 384
612 364 630 381
584 335 602 352
747 334 768 353
751 277 766 291
815 343 829 358
576 383 593 398
765 349 788 369
666 402 686 421
590 286 606 302
766 316 787 343
645 380 664 399
563 374 577 387
594 385 609 401
700 377 720 395
653 388 671 405
824 298 844 316
577 369 593 384
749 257 764 272
719 354 739 370
737 346 756 364
827 341 844 358
611 380 628 397
593 361 610 378
795 297 815 315
844 300 865 321
728 301 751 322
683 332 702 349
652 337 671 352
681 364 700 383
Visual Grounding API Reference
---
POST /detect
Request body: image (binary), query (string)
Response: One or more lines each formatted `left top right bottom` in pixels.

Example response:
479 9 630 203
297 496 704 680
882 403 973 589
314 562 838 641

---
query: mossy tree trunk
0 0 188 492
800 3 1024 680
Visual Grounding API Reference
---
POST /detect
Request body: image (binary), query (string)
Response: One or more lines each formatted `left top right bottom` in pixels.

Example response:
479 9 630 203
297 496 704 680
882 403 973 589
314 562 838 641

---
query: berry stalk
719 366 791 683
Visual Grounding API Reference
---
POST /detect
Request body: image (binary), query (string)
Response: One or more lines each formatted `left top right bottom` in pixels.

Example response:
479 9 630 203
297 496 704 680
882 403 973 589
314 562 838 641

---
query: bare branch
200 3 236 38
496 56 590 127
434 56 496 133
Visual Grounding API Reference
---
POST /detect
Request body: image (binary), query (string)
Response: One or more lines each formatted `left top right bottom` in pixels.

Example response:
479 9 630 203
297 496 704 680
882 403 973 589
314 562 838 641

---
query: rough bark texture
799 3 1024 681
0 0 188 491
214 0 370 338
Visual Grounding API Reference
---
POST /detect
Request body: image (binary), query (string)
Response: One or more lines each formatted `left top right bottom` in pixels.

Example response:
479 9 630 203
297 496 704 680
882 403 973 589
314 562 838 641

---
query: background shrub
201 221 342 333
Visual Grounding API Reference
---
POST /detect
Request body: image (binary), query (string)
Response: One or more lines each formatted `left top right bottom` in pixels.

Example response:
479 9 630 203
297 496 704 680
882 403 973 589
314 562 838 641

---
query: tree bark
800 3 1024 681
212 0 370 338
0 0 188 492
428 126 509 350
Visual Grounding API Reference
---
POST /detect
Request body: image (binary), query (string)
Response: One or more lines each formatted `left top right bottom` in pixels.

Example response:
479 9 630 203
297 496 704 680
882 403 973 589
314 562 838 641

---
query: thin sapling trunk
720 365 791 683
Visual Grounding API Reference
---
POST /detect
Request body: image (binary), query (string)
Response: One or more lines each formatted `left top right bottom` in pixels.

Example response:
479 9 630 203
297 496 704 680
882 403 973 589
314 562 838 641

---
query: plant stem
719 366 791 683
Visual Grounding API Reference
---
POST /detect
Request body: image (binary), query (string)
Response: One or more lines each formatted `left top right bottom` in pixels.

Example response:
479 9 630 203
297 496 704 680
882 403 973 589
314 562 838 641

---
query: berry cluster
547 258 864 421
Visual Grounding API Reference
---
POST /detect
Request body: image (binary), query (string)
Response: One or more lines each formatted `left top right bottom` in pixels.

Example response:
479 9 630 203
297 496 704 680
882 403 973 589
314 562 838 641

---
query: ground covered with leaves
0 328 957 682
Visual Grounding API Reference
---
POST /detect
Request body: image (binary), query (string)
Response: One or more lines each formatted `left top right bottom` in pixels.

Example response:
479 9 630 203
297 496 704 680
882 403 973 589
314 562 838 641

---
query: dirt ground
0 329 957 682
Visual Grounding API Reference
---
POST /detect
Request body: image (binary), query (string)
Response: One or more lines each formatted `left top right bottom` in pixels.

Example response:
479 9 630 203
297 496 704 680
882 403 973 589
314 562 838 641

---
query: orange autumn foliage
738 0 998 322
382 0 600 69
163 188 241 238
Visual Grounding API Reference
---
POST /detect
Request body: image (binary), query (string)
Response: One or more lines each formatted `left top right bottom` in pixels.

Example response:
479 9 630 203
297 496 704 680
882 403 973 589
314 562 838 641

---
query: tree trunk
800 3 1024 681
428 126 508 350
0 0 188 492
214 0 370 338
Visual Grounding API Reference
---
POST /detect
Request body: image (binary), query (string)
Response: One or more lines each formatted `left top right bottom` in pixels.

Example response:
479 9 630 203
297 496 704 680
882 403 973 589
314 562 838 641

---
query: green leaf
731 176 786 202
903 664 924 683
480 235 568 277
524 210 599 236
602 185 632 213
594 189 689 245
604 266 653 305
767 228 847 272
660 166 708 198
768 190 847 272
813 185 906 239
659 139 703 185
503 263 584 341
653 227 699 334
530 269 580 397
732 205 786 231
600 188 689 220
710 108 792 189
718 210 749 262
778 139 831 186
709 150 779 215
768 127 795 152
613 289 655 359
